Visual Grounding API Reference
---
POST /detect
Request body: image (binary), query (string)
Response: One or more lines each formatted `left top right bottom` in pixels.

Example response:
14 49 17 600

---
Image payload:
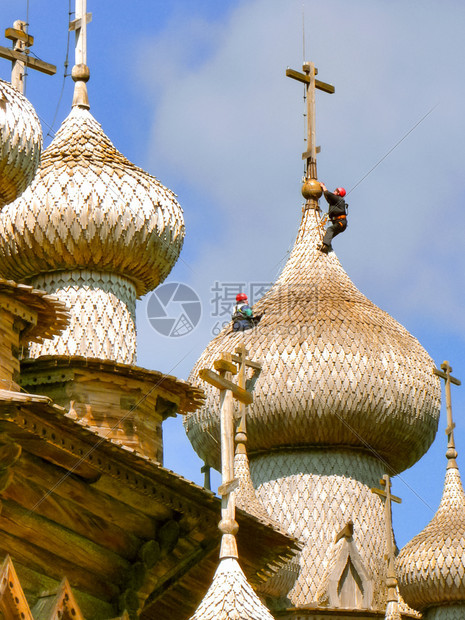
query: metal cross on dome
286 61 335 180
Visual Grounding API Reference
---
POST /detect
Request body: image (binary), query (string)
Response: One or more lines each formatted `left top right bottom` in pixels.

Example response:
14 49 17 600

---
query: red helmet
335 187 346 197
236 293 248 302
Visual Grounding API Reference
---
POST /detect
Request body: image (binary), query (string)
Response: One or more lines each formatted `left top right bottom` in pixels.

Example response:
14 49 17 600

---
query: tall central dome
184 61 441 615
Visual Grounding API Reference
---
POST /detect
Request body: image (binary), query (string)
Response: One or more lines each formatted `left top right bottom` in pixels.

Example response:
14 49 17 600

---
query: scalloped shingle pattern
0 106 184 295
184 206 440 473
251 450 389 610
0 79 42 208
189 557 275 620
28 271 136 363
397 467 465 610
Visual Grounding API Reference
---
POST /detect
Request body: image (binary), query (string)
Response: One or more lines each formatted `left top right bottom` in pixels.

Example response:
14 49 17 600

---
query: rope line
348 103 439 195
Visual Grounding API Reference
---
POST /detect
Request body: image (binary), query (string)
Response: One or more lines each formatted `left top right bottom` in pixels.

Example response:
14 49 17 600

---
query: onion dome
0 78 42 208
185 204 440 473
0 52 184 364
189 557 275 620
0 104 184 295
396 461 465 611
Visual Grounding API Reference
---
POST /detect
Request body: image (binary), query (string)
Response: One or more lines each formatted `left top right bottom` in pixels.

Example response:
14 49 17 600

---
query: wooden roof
0 389 299 618
0 278 69 343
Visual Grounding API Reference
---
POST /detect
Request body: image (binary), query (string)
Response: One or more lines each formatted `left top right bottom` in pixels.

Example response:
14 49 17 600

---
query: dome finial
433 361 462 469
286 61 335 207
70 0 92 109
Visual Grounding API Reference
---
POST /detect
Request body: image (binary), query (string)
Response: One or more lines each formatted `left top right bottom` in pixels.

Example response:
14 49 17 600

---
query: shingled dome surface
0 78 42 209
397 466 465 610
184 205 440 473
0 105 184 296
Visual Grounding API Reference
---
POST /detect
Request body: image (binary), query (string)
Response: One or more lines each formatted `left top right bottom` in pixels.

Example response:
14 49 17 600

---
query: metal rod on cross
371 474 402 604
433 361 461 469
199 347 262 560
286 60 334 204
0 20 56 93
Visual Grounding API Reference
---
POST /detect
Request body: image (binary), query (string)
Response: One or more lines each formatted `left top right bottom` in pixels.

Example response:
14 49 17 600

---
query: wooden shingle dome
185 204 441 473
397 466 465 611
0 104 184 296
0 78 42 208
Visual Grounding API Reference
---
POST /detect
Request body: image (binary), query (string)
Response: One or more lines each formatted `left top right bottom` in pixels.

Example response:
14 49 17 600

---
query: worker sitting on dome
232 293 261 332
318 183 348 254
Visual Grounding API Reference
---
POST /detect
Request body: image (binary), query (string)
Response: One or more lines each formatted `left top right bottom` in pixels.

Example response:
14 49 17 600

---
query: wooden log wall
0 309 24 391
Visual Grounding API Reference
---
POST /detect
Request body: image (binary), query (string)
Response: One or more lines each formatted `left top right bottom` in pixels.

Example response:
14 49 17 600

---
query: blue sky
2 0 465 551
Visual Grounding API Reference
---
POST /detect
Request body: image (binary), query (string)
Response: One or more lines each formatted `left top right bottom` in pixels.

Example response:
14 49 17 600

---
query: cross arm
286 68 335 94
371 487 402 504
5 28 33 47
0 46 56 75
433 367 461 386
69 13 93 32
199 369 253 405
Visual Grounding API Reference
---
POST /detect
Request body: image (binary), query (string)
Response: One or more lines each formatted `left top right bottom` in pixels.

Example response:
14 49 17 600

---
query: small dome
0 106 184 295
396 466 465 610
189 557 275 620
184 205 440 472
0 79 42 208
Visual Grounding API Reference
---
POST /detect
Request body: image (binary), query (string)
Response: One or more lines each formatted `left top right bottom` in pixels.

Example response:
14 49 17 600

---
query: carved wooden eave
0 279 69 344
272 609 418 619
32 577 86 619
20 355 205 415
0 555 33 619
0 390 299 619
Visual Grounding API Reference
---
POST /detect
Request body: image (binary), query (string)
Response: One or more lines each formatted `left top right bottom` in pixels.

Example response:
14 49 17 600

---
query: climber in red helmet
231 293 264 332
318 183 348 254
232 293 255 332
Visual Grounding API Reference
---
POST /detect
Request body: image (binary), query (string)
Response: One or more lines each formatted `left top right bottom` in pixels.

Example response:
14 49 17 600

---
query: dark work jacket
324 191 347 219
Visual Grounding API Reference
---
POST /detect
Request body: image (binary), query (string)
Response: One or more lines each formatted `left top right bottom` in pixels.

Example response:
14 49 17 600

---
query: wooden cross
0 20 56 93
371 474 402 603
69 0 93 67
199 348 261 559
433 361 461 468
230 345 262 450
286 61 335 179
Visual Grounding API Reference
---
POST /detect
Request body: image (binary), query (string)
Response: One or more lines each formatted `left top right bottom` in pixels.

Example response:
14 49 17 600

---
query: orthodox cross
199 347 262 559
286 61 334 180
371 474 402 603
69 0 92 67
0 20 56 93
433 361 461 469
230 345 262 454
